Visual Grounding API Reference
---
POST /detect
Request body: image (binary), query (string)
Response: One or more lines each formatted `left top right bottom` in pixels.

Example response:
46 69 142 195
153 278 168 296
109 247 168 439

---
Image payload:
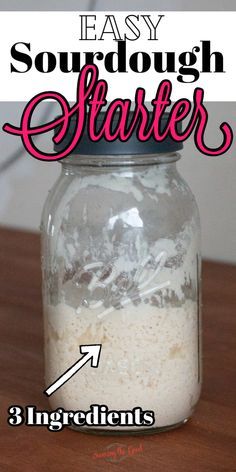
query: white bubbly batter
44 300 201 429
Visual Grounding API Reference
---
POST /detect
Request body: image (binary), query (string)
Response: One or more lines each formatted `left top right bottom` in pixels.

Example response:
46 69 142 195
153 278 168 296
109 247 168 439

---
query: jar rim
60 152 181 167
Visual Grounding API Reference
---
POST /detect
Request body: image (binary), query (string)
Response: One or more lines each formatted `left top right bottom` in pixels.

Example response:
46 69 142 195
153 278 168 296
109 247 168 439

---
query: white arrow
44 344 102 397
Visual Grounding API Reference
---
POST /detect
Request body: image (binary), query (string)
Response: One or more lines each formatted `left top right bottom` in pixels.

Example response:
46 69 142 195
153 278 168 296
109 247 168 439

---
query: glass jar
41 113 202 434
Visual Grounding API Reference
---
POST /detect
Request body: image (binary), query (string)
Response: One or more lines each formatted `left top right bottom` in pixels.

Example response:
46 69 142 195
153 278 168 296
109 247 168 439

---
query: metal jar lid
54 111 183 155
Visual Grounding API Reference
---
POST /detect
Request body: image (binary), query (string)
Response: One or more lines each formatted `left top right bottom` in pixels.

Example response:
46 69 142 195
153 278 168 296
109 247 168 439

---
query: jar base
68 417 190 436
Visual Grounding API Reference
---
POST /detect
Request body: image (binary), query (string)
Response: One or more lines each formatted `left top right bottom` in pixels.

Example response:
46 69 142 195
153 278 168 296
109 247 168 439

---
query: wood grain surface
0 227 235 472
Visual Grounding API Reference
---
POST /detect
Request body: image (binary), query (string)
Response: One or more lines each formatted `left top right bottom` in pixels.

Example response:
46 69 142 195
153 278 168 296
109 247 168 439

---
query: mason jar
41 113 202 434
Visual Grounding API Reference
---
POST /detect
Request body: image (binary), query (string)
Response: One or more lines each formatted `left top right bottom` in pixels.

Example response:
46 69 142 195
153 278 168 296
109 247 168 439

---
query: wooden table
0 227 235 472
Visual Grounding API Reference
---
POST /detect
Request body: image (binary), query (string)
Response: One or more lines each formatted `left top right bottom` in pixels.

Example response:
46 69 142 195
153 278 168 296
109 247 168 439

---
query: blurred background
0 0 235 263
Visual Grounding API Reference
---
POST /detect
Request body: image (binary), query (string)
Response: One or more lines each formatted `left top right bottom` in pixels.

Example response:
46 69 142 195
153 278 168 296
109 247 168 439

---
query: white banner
0 11 235 101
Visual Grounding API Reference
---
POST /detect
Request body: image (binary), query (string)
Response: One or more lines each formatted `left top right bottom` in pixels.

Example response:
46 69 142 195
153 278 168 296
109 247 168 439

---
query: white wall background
0 0 236 264
0 0 235 10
